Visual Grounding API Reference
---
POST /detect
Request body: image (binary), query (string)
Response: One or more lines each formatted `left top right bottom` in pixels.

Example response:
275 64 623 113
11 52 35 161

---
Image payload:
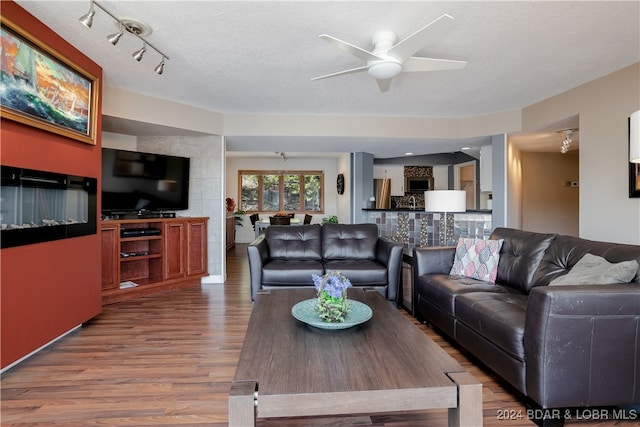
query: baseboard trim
1 325 81 373
201 274 224 284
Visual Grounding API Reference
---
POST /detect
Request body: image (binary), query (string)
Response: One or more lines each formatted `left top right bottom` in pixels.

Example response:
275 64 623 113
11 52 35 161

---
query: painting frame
630 116 640 198
1 17 98 145
630 162 640 198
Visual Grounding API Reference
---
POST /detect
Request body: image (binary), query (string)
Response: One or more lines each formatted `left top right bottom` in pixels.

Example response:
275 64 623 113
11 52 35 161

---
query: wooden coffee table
229 288 482 426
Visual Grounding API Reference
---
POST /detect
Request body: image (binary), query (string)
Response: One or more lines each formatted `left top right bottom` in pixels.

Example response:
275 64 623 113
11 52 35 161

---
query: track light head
132 43 147 61
78 3 96 28
154 58 165 75
107 25 123 45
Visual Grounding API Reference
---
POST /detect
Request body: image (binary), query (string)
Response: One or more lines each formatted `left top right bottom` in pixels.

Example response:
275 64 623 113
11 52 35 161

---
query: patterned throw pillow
449 238 504 283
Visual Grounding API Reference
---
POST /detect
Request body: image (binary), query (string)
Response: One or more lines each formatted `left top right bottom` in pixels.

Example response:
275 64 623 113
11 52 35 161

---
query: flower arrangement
312 271 352 323
225 197 235 213
274 210 289 217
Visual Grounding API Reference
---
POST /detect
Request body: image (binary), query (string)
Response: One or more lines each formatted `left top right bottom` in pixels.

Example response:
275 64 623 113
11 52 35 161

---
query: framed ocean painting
1 18 98 145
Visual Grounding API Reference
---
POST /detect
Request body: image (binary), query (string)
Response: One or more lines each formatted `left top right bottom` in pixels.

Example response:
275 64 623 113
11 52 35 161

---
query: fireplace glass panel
1 166 97 248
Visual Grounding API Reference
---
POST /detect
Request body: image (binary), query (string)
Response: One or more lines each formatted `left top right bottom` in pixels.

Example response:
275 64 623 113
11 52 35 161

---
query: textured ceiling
14 1 640 158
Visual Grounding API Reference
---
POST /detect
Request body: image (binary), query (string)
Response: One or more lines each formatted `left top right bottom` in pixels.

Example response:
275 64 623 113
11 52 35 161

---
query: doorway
454 161 476 210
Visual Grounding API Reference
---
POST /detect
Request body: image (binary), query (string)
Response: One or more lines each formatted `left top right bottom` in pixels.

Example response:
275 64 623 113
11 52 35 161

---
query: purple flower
312 271 352 298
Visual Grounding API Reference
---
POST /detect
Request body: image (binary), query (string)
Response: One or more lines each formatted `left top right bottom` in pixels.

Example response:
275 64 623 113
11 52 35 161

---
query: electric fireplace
1 165 97 248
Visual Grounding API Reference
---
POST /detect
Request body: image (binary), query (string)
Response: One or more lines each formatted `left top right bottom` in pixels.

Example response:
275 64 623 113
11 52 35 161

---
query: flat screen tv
101 148 190 213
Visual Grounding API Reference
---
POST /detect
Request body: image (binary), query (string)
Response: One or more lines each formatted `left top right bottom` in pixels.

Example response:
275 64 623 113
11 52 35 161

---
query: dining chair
269 216 291 225
303 214 312 224
250 213 260 231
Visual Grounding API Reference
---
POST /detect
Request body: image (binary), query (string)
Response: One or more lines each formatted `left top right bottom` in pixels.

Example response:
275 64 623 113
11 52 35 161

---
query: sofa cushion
450 238 504 283
323 259 387 285
261 259 324 285
455 292 528 362
549 253 639 286
266 224 322 260
535 234 640 285
489 227 556 292
415 274 515 318
322 223 378 260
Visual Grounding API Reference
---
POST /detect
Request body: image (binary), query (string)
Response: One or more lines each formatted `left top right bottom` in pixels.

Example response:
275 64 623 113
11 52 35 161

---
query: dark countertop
362 208 492 213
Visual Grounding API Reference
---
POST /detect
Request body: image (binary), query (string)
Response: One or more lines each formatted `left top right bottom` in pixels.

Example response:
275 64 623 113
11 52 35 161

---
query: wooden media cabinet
101 217 208 305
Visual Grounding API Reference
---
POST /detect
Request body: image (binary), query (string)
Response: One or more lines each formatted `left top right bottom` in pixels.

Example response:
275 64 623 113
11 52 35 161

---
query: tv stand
101 217 208 304
104 211 176 220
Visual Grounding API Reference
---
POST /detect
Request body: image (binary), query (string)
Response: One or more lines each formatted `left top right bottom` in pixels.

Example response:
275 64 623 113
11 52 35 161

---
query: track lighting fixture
78 2 96 28
557 128 578 154
154 58 166 75
132 43 147 61
107 24 123 45
78 1 169 75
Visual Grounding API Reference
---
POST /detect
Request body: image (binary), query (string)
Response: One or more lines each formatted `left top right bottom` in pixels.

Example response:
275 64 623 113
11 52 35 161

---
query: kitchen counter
363 208 492 213
364 209 493 249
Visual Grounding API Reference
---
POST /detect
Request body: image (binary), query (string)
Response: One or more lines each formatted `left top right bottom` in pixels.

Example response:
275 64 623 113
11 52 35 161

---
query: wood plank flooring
1 244 635 426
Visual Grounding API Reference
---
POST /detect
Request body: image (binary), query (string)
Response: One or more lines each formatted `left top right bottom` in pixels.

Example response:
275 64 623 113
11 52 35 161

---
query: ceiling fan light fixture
367 60 402 80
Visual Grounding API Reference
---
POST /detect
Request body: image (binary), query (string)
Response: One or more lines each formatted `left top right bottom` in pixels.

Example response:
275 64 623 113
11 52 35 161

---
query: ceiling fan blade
403 56 467 72
311 66 369 81
387 14 455 63
319 34 382 62
376 79 392 93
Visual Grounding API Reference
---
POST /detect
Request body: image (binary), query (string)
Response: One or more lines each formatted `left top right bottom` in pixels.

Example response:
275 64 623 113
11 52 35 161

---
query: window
239 170 324 213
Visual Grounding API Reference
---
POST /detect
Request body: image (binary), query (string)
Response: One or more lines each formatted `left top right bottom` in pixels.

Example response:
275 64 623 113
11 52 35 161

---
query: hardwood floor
1 244 634 426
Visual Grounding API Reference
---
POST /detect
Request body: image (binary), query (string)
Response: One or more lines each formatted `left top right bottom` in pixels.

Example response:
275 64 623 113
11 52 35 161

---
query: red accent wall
1 1 103 369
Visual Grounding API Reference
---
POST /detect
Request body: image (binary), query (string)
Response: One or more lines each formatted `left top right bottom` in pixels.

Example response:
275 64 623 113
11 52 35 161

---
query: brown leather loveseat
248 223 403 303
413 227 640 425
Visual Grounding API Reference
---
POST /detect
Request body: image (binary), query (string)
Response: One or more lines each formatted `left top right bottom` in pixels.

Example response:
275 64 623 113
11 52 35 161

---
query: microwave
405 177 434 193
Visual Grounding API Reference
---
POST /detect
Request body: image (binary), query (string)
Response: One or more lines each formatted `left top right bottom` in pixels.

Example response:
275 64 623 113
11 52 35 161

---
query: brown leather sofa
248 223 403 303
413 227 640 424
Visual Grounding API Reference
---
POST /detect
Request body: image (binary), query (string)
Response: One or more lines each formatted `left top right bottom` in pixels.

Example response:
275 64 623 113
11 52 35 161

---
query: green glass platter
291 298 373 330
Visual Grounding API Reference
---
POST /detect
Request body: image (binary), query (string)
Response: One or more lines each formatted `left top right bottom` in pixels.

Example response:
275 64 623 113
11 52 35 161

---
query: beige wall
225 156 340 243
521 151 579 236
102 61 640 259
522 63 640 244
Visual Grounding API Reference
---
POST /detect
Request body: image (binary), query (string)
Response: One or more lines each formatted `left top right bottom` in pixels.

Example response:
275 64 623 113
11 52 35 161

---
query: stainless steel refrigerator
373 179 391 209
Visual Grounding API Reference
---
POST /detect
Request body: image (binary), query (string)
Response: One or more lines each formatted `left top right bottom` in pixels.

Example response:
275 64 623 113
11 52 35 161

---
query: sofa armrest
524 284 640 409
247 236 270 301
412 246 456 277
376 237 403 302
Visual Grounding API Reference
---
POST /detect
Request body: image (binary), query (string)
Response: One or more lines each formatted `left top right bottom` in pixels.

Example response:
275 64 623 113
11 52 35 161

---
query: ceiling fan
311 14 467 93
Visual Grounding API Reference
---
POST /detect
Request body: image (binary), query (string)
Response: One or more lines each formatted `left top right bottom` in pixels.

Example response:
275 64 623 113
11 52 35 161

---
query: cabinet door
187 219 208 277
101 225 119 290
164 221 186 280
226 216 235 250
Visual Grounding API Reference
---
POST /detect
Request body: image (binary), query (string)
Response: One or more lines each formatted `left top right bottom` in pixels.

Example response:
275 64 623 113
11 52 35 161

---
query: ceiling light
154 58 165 75
404 152 413 156
367 60 402 80
107 24 123 45
557 128 578 154
78 1 169 75
78 2 96 28
132 43 146 61
461 147 471 150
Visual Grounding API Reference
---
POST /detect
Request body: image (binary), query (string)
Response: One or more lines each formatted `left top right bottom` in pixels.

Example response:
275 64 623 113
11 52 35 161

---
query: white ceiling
15 1 640 158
